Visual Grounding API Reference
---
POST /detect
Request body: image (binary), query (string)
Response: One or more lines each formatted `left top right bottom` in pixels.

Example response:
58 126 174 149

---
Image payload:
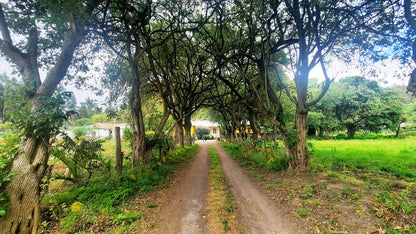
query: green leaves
52 136 105 186
7 90 75 138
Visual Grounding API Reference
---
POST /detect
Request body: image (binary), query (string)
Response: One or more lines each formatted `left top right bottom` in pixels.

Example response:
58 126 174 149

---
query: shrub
334 133 348 139
52 136 105 185
91 114 108 123
123 127 133 141
73 126 94 137
266 156 290 171
0 133 20 217
0 157 12 217
75 118 93 126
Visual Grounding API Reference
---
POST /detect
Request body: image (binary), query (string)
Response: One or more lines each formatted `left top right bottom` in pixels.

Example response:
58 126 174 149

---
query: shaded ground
141 141 298 233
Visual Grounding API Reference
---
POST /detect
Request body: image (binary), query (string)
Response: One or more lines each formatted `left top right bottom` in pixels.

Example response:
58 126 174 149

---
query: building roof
191 120 221 127
93 123 129 130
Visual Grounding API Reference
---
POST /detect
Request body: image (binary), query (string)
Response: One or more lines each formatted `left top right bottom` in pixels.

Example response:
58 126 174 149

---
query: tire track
211 142 297 234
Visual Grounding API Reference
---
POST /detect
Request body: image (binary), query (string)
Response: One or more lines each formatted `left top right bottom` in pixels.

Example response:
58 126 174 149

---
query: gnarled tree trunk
130 61 147 167
289 112 309 170
173 122 185 147
1 134 49 234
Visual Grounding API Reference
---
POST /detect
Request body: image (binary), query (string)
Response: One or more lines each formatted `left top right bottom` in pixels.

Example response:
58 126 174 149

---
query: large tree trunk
184 115 192 146
130 62 147 167
290 112 309 170
1 135 49 234
173 122 184 147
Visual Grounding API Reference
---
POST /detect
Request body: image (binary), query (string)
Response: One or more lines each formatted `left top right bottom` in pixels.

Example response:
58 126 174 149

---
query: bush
0 133 19 217
91 114 108 123
75 118 93 126
52 137 106 185
0 157 11 217
266 156 290 171
334 133 348 139
222 142 289 171
123 127 133 141
73 126 94 137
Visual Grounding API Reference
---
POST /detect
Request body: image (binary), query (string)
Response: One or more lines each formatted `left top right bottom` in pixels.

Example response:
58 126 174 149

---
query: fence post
115 127 123 175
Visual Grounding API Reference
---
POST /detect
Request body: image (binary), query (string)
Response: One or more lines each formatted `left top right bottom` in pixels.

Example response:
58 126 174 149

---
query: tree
307 80 343 137
327 77 404 137
0 1 102 232
404 0 416 94
0 73 23 123
150 30 217 146
77 98 101 119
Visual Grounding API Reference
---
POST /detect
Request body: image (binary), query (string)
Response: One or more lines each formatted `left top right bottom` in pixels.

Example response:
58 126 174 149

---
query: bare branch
307 57 333 108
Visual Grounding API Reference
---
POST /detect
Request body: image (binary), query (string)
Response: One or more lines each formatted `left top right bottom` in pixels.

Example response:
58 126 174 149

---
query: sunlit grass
309 137 416 178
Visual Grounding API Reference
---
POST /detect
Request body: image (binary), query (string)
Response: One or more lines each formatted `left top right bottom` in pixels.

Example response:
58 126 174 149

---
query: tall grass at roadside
222 141 290 171
310 137 416 178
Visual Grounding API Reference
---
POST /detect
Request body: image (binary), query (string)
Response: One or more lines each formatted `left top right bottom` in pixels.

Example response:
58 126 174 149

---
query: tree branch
307 57 333 108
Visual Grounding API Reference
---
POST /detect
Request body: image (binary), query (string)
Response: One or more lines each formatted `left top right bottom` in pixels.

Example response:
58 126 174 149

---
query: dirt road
212 143 297 234
146 141 296 233
147 142 210 233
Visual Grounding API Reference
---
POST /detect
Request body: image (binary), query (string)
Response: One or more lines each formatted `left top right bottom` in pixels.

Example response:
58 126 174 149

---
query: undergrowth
222 140 289 171
41 143 198 233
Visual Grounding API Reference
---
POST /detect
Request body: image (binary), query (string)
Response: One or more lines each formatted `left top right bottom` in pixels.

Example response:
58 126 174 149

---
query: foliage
0 132 20 217
7 90 76 138
0 157 11 217
77 98 101 119
72 126 94 138
52 136 105 185
122 127 133 142
0 74 24 123
222 141 290 171
308 77 405 138
91 114 108 123
75 118 93 126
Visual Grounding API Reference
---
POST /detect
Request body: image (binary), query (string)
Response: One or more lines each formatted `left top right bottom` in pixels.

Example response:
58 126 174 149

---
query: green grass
309 137 416 178
222 143 289 171
207 146 238 232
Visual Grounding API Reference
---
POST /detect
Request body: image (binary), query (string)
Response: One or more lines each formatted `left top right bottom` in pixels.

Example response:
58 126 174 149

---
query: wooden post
115 127 123 175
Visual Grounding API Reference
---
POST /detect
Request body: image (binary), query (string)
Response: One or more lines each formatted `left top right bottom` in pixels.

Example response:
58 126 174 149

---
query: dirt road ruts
212 142 297 234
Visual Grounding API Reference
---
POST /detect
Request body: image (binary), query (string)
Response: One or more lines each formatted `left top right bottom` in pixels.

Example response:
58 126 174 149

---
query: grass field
223 137 416 233
309 137 416 179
